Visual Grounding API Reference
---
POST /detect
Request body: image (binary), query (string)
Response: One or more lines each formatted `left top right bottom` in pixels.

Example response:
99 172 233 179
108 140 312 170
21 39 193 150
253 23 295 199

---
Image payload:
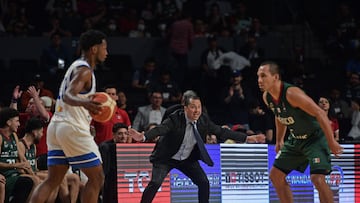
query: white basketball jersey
53 59 96 130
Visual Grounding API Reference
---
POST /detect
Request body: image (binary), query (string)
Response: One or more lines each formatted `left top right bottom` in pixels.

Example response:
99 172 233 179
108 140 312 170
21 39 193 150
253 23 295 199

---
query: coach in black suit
129 95 265 203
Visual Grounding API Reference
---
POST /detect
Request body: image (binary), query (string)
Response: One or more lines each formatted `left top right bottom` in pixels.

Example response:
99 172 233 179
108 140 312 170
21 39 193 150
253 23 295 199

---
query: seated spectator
131 57 160 103
42 15 72 37
91 85 131 145
213 51 251 88
129 18 152 38
147 69 182 108
318 96 340 142
230 2 252 36
132 91 166 132
194 19 208 38
200 36 226 102
40 32 71 76
329 87 351 139
206 3 228 36
348 98 360 141
20 74 55 112
222 70 253 128
239 36 264 67
344 72 360 103
99 123 129 203
117 90 137 122
248 17 267 38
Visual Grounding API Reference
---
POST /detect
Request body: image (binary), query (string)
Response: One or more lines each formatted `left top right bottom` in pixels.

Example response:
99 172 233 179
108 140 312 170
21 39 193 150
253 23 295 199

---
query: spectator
168 9 194 88
206 3 228 35
129 18 152 38
344 72 360 103
222 70 253 128
193 19 208 38
99 123 129 203
201 36 226 78
347 98 360 141
212 51 251 90
345 48 360 77
147 69 182 108
91 86 131 145
132 91 166 132
42 15 72 37
329 87 351 120
103 17 121 37
156 0 179 25
239 35 264 64
40 96 55 113
117 8 138 36
132 57 159 90
248 17 267 38
230 1 252 36
318 96 340 142
45 0 77 19
200 36 226 102
20 74 55 112
40 32 71 76
117 90 137 122
239 35 265 83
328 87 351 140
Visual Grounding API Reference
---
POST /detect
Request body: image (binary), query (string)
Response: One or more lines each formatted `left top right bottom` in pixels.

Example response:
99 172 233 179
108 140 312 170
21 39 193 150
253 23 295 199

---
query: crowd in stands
1 0 360 202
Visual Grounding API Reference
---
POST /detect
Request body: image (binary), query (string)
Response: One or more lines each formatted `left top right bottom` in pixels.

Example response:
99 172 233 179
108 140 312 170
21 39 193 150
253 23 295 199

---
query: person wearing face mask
129 19 151 38
104 18 120 36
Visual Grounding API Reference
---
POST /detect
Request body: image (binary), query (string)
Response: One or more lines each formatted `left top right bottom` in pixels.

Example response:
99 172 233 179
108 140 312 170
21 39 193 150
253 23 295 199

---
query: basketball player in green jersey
257 61 343 203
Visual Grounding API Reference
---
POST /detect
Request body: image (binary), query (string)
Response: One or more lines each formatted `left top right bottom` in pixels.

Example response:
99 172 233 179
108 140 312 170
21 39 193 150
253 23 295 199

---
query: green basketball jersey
266 82 320 139
0 133 19 176
21 139 37 172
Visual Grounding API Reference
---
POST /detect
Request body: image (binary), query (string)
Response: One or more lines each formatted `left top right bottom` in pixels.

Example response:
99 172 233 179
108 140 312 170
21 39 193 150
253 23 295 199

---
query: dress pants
141 159 210 203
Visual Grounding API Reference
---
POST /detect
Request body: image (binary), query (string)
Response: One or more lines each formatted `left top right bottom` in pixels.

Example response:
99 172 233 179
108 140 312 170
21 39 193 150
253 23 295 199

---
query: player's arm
27 86 50 121
63 66 101 114
286 87 343 155
263 92 286 152
14 136 34 175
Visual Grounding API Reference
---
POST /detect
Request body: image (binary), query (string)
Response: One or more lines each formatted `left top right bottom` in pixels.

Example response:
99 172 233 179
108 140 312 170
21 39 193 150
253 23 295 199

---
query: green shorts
3 170 20 202
273 130 331 175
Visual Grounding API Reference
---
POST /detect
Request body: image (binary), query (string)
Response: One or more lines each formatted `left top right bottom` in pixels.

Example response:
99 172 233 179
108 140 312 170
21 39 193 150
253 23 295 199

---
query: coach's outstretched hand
246 134 266 144
128 128 145 142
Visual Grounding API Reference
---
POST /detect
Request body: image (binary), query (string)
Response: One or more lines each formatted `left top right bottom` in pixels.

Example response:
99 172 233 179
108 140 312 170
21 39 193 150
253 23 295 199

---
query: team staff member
129 95 265 203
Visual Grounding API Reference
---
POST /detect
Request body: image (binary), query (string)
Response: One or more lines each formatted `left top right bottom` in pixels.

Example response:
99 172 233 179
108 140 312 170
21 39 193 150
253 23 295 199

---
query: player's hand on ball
84 100 102 115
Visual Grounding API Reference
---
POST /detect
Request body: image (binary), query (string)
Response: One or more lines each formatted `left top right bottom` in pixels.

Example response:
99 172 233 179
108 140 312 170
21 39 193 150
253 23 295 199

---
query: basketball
90 92 116 122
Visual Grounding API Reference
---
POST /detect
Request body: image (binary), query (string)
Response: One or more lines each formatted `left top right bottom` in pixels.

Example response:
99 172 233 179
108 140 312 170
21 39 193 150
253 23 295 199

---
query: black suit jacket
145 110 248 164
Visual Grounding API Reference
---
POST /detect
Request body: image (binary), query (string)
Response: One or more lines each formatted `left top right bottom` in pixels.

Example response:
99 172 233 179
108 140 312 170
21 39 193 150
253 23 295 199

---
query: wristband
11 98 18 103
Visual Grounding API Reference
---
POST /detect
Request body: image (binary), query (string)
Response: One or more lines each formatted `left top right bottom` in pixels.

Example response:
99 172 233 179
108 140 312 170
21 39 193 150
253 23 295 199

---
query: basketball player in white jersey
30 29 108 203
